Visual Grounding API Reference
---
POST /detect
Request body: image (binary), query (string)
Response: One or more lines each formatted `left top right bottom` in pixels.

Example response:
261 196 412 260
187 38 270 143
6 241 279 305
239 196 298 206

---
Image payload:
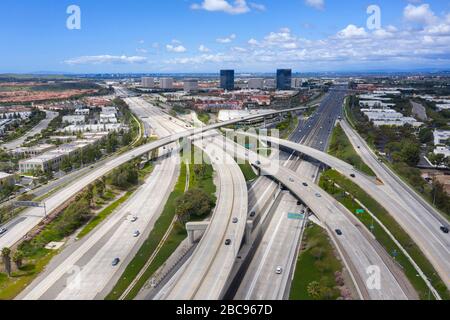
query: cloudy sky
1 0 450 73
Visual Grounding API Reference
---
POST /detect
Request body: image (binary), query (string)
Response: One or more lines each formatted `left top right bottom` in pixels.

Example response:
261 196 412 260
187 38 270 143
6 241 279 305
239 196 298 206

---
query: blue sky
1 0 450 73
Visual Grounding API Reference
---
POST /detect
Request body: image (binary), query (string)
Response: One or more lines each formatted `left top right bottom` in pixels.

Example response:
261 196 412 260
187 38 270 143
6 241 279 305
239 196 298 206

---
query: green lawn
320 169 450 300
328 124 376 177
238 161 258 182
0 250 57 300
197 112 210 124
290 223 343 300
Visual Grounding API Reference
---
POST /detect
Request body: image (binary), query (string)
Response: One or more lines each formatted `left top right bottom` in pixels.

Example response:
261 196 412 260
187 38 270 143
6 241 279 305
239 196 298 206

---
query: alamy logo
66 5 81 30
366 265 381 290
367 5 381 30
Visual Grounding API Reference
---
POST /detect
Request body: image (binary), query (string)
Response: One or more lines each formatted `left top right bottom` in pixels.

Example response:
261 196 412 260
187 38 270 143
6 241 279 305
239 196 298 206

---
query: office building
160 78 174 89
0 172 15 190
276 69 292 90
141 77 155 88
220 70 235 91
248 78 264 90
184 79 199 93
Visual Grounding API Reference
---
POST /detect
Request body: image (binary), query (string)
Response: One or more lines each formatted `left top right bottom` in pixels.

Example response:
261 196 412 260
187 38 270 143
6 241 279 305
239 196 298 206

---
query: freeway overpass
240 132 450 293
0 105 311 251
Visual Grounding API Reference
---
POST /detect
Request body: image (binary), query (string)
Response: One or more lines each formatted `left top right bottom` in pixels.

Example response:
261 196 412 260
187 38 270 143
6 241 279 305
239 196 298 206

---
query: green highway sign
288 213 305 220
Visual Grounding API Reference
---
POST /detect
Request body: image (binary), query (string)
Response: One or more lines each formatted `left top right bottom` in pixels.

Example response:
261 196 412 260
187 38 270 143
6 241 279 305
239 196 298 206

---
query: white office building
160 78 174 89
62 115 86 125
74 109 90 116
248 78 264 90
184 79 199 92
100 113 118 124
434 130 450 146
141 77 155 88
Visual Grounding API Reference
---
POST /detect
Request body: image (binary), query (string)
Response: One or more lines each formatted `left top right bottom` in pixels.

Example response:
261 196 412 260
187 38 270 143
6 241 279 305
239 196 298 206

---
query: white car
276 267 283 275
133 231 140 237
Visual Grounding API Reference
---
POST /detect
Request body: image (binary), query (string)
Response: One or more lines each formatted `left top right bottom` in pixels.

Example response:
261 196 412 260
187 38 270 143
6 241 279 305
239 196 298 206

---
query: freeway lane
340 120 450 290
260 163 411 300
248 133 450 292
121 97 249 300
214 134 412 299
235 87 349 300
154 137 248 300
19 98 182 300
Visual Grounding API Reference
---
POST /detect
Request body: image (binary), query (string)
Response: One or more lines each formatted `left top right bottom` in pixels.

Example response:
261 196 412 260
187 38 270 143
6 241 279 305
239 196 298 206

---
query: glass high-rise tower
276 69 292 90
220 70 235 90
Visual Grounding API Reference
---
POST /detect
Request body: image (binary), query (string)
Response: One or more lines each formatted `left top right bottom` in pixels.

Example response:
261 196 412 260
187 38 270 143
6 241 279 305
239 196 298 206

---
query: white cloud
305 0 324 10
337 24 367 39
199 45 211 52
216 34 236 43
248 38 259 46
166 44 187 53
136 48 148 54
249 2 266 11
404 4 437 25
191 0 250 15
163 3 450 71
64 55 148 65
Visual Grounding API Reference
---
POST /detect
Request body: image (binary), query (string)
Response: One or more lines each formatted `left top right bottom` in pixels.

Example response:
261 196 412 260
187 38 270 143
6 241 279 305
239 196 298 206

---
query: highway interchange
1 86 448 300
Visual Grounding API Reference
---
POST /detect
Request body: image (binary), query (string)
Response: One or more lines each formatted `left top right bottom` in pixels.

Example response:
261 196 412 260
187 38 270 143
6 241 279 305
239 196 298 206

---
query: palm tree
307 281 322 300
13 250 24 269
2 247 12 276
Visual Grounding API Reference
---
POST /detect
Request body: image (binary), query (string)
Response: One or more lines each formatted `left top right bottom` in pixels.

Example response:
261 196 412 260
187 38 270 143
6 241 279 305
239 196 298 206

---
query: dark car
0 228 7 235
441 226 449 234
232 218 238 224
302 182 308 187
112 258 120 266
225 239 232 246
297 201 302 206
350 174 356 178
335 229 343 236
250 211 256 218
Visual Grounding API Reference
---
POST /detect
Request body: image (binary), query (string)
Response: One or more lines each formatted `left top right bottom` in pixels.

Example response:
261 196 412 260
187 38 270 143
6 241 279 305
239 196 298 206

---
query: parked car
250 211 256 218
315 193 322 198
130 216 138 222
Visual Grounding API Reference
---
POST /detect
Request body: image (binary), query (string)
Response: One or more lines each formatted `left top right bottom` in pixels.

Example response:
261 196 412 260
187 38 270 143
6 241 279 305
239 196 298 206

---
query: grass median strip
328 124 375 177
320 169 449 300
290 223 348 300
